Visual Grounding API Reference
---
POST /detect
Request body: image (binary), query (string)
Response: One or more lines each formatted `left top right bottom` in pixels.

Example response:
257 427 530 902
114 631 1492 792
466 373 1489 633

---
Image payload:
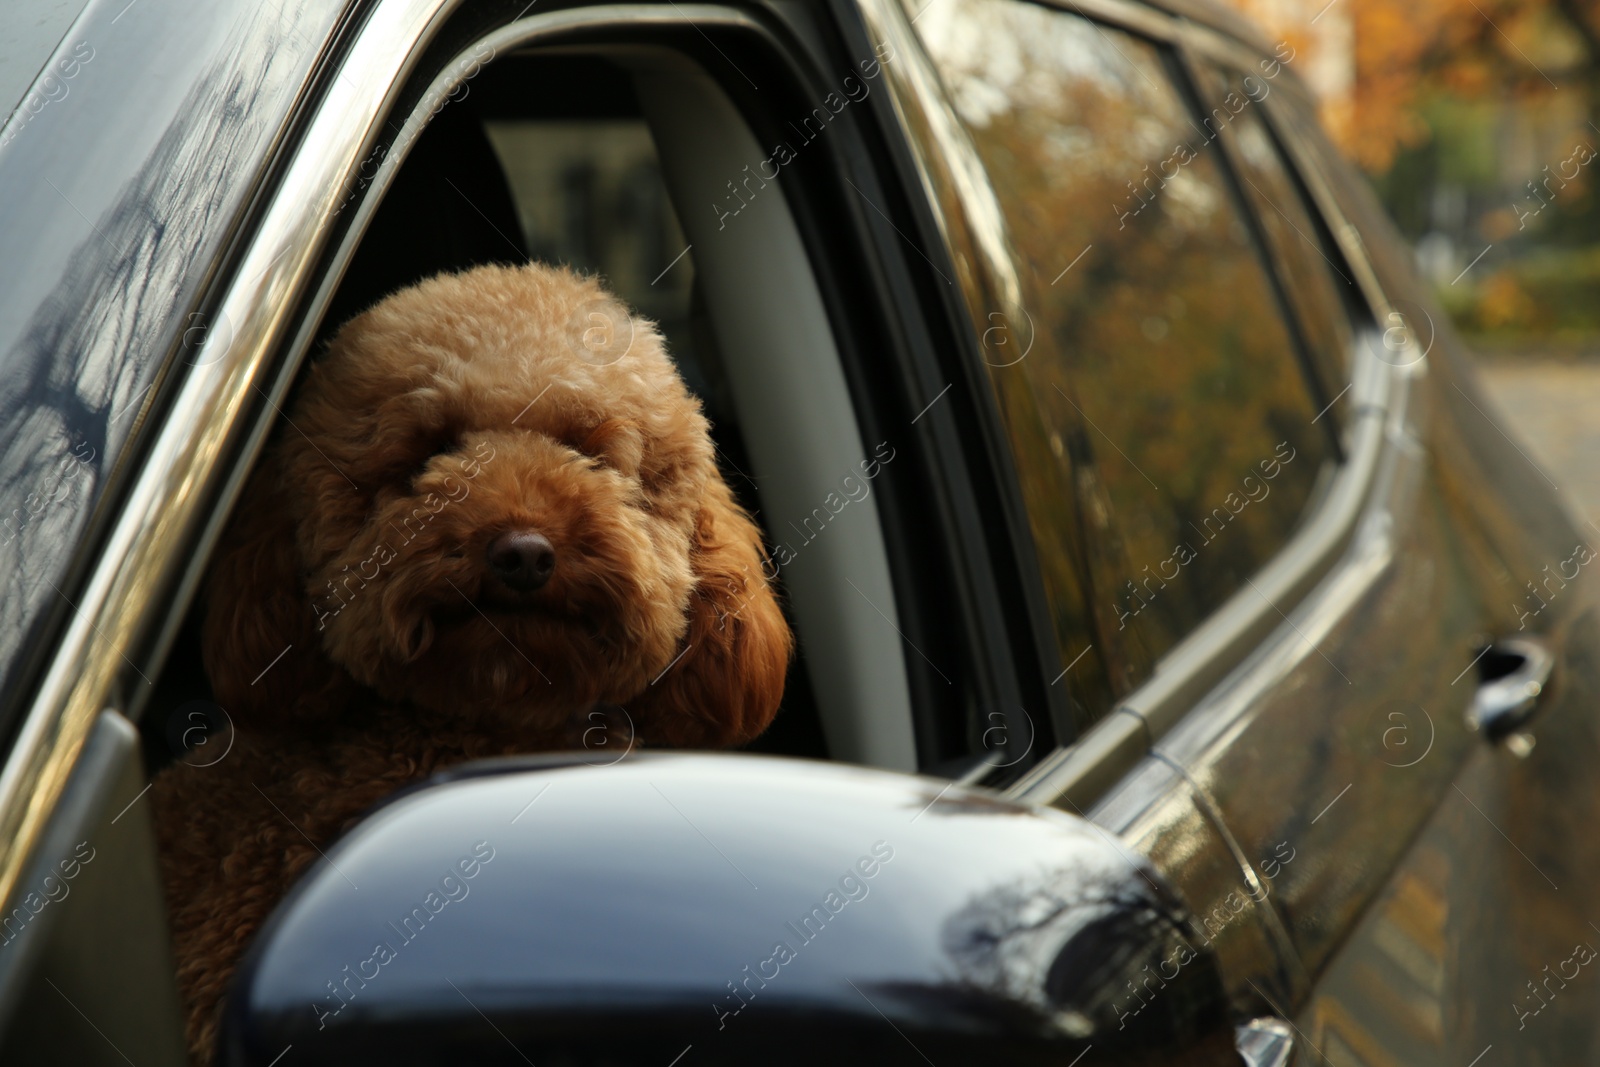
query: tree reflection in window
918 0 1335 692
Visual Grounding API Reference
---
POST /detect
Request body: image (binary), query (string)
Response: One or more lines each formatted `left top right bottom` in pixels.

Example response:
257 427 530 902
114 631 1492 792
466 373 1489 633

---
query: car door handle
1467 636 1555 742
1236 1017 1294 1067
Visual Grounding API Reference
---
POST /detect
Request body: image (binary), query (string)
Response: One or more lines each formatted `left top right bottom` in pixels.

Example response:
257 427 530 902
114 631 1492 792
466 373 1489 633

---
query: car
0 0 1594 1062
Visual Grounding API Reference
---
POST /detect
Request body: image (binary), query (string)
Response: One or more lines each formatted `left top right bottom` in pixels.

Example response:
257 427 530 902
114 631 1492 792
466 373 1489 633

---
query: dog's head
204 263 790 748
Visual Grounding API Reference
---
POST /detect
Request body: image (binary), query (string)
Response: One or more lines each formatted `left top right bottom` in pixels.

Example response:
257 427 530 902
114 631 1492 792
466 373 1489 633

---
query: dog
151 262 792 1063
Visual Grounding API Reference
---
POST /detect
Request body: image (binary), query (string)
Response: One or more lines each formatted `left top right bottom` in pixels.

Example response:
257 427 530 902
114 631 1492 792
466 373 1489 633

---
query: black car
0 0 1594 1063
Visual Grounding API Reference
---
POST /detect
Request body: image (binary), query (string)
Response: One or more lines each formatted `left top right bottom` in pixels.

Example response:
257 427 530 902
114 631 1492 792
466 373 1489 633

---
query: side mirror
220 754 1240 1065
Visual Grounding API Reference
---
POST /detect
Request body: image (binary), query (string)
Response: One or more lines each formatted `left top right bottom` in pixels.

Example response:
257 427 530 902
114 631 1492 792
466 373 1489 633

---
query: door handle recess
1236 1017 1294 1067
1467 636 1555 742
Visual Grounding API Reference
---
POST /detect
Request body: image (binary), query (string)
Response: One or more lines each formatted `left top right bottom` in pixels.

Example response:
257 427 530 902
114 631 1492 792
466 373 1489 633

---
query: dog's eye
564 431 609 469
574 419 644 476
409 441 457 482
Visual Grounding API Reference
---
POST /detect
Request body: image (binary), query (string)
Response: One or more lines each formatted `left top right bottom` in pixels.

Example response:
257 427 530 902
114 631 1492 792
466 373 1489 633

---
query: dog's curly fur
151 263 792 1062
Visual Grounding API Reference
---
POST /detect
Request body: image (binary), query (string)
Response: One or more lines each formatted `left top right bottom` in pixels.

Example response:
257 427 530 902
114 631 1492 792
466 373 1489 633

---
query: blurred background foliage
1225 0 1600 354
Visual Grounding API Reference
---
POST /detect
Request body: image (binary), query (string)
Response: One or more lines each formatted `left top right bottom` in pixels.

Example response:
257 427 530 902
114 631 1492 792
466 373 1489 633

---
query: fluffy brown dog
151 262 791 1063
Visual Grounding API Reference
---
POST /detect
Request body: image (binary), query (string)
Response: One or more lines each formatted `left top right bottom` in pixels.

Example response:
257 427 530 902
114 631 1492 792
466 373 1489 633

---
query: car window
916 0 1336 696
1198 61 1360 424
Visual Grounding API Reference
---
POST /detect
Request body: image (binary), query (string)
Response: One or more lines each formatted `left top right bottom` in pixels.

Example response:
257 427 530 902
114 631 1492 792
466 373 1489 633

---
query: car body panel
1188 95 1600 1063
1092 754 1310 1013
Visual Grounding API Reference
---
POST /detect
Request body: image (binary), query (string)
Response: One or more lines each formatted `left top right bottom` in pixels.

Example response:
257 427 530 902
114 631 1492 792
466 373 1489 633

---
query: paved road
1475 359 1600 532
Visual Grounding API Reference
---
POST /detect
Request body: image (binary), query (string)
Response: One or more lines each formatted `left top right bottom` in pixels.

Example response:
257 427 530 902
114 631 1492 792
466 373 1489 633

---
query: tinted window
917 0 1335 694
1200 62 1360 422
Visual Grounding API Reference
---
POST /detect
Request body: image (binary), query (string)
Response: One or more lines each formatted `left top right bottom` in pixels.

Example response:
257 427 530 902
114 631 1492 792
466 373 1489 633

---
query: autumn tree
1228 0 1600 174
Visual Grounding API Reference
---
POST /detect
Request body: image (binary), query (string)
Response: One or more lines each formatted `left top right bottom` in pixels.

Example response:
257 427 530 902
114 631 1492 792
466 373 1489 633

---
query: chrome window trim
1008 387 1398 809
872 0 1422 808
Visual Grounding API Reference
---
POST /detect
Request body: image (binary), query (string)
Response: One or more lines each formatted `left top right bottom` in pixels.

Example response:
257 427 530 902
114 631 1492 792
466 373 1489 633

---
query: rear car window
1197 61 1361 423
917 0 1336 697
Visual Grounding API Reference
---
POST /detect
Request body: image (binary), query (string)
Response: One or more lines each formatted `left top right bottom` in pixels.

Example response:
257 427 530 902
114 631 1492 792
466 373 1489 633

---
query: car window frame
847 0 1122 762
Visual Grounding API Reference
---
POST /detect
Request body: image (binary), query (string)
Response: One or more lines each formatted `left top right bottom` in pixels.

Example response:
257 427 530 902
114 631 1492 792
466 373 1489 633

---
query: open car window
141 46 923 774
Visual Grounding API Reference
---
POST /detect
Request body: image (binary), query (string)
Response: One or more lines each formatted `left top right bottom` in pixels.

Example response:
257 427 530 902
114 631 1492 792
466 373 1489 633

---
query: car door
1242 65 1600 1067
874 0 1600 1061
1168 30 1600 1067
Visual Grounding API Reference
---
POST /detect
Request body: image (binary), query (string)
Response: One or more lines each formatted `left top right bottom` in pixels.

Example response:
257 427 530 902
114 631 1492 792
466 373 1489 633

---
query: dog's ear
200 454 349 729
629 480 792 748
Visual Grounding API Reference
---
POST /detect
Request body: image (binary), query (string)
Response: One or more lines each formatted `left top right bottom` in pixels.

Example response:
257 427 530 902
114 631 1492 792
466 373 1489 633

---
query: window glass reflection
918 0 1335 692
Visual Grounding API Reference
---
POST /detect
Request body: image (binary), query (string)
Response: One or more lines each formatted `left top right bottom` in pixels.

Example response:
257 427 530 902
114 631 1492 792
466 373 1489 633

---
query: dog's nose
486 529 556 591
